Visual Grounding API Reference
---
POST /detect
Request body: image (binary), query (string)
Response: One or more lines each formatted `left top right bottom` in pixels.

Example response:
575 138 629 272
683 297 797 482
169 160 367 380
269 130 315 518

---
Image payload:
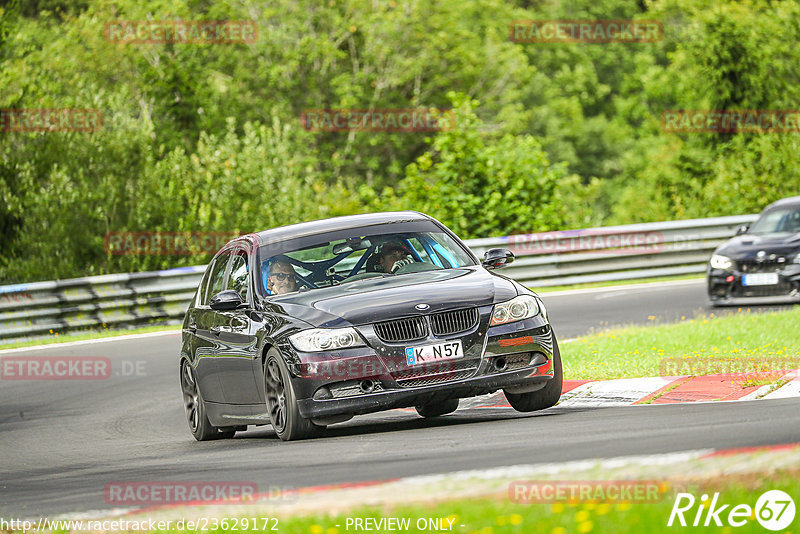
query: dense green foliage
1 0 799 282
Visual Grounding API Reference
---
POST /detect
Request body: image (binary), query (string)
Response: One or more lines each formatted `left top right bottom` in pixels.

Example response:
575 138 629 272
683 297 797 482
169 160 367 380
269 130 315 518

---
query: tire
264 348 323 441
181 362 236 441
415 398 459 418
504 335 563 413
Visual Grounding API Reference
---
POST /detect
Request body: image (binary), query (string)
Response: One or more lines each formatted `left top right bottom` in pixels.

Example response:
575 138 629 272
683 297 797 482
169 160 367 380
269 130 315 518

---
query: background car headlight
490 295 540 326
710 254 733 270
289 327 365 352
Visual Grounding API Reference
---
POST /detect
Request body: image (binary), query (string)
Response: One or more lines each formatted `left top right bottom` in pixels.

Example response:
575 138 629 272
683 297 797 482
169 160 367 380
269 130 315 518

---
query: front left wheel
264 348 323 441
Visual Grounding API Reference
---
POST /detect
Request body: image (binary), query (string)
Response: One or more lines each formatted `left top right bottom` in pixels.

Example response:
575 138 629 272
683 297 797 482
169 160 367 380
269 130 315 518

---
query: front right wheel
504 335 563 412
264 348 323 441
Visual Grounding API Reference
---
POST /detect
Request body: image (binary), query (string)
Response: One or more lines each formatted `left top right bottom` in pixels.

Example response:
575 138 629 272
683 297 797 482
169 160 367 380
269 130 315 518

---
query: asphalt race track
2 279 798 517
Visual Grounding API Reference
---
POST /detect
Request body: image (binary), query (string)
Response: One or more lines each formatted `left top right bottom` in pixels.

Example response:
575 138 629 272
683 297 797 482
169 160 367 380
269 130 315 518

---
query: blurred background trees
1 0 799 282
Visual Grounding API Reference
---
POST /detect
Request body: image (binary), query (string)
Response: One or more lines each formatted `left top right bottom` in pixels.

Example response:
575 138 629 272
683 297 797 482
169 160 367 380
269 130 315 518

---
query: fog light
726 275 734 282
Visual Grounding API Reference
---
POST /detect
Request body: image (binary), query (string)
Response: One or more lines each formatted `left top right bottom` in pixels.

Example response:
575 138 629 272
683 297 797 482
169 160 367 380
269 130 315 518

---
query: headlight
289 327 365 352
794 253 800 264
490 295 540 326
710 254 733 270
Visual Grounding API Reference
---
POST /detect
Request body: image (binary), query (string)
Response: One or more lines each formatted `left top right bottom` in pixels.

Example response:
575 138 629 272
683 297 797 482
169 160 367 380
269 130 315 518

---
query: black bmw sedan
179 211 562 441
708 196 800 304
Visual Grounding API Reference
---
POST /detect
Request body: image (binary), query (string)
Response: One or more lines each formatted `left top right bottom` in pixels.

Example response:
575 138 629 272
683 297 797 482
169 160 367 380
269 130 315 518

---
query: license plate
743 273 779 286
405 340 463 366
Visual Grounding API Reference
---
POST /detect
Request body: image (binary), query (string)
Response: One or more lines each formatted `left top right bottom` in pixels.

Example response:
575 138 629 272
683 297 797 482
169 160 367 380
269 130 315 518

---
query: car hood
268 267 518 328
715 232 800 259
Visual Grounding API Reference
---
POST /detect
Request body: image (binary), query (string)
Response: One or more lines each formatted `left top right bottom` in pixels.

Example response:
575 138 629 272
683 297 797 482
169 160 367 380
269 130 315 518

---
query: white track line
762 370 800 400
556 377 678 408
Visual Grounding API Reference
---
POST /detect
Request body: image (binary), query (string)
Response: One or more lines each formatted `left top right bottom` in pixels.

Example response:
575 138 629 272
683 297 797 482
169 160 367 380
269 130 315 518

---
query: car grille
503 353 533 371
732 279 795 298
392 359 479 388
330 381 384 398
431 308 479 336
374 316 428 343
737 259 786 273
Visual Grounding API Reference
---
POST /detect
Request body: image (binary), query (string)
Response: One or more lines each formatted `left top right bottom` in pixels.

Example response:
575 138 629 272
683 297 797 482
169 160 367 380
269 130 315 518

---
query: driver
379 242 414 273
267 259 298 295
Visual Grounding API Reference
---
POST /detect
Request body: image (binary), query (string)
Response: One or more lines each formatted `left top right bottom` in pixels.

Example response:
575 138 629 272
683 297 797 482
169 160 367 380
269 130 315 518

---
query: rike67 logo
668 490 795 531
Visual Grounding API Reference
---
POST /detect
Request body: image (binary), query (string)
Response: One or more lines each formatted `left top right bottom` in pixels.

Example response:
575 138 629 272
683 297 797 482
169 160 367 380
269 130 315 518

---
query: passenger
267 259 298 295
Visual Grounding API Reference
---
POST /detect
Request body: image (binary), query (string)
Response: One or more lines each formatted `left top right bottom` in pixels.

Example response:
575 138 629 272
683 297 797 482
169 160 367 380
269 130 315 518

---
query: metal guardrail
0 214 758 342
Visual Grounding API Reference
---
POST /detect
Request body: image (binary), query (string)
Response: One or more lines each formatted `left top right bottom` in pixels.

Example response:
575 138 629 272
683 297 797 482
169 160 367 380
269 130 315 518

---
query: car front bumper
284 309 557 419
296 362 553 418
707 265 800 303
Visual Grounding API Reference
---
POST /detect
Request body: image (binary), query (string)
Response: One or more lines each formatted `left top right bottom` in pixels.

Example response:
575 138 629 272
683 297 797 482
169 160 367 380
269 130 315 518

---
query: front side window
256 221 476 297
227 252 249 302
204 253 230 304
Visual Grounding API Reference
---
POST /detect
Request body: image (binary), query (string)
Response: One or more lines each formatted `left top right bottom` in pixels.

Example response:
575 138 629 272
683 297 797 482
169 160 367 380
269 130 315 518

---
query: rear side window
204 254 230 305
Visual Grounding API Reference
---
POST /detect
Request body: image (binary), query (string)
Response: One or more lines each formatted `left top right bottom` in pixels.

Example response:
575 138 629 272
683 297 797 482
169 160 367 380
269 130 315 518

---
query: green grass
562 307 800 381
39 469 794 534
281 472 797 534
0 324 179 350
532 274 703 293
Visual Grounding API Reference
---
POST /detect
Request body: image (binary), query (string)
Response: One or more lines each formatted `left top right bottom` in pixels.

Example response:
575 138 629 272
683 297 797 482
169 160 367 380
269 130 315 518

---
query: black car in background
179 211 562 441
708 196 800 304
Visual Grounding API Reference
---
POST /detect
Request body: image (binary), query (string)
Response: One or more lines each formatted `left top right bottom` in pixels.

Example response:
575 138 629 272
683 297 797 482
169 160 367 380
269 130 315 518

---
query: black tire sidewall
264 348 318 441
505 334 563 412
182 362 220 441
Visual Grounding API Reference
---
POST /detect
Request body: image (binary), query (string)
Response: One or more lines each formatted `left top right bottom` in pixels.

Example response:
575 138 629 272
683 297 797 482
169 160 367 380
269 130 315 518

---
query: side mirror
736 225 749 236
482 248 515 270
209 290 245 311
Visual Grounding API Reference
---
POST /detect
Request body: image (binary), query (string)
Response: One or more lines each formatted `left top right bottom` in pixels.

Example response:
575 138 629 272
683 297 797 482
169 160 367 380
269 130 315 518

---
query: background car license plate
743 273 779 286
405 340 463 366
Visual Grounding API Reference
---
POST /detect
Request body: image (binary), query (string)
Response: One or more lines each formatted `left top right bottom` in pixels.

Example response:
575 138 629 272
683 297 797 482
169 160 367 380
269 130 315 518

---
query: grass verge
563 307 800 381
532 274 703 293
0 324 179 350
276 471 796 534
40 469 795 534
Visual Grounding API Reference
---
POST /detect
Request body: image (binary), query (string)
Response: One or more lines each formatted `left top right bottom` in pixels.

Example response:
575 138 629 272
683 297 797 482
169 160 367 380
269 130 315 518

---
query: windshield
748 207 800 235
256 223 476 296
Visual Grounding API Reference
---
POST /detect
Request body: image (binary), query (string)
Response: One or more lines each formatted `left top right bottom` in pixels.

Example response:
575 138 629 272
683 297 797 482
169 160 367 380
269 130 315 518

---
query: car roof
250 211 433 247
764 195 800 211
